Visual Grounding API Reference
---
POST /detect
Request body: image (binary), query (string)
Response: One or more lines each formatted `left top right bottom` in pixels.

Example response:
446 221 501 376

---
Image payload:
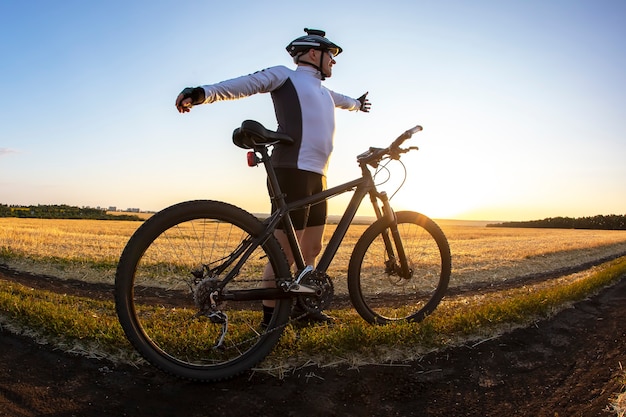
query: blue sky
1 0 625 221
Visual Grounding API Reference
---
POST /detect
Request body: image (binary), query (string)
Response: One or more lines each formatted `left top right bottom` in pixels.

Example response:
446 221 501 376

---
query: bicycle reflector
247 151 258 167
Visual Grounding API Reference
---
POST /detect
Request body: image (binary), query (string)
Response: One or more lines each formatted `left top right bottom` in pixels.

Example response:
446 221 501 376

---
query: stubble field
2 217 626 290
1 216 626 416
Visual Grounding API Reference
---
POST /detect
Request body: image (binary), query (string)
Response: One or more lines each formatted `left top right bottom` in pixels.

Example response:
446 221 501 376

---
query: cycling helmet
286 28 343 62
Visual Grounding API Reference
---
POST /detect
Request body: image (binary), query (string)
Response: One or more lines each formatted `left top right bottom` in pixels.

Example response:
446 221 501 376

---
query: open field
1 217 626 415
2 217 626 290
1 258 625 416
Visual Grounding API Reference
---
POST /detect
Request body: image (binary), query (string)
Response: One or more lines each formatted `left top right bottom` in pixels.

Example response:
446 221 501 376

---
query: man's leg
299 225 325 266
261 228 304 309
261 225 331 324
292 224 333 322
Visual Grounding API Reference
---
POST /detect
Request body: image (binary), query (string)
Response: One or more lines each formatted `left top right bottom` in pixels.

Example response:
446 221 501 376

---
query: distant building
126 208 140 213
108 206 117 212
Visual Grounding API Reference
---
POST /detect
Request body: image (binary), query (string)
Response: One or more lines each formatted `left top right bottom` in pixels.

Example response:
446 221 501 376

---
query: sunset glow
1 1 625 222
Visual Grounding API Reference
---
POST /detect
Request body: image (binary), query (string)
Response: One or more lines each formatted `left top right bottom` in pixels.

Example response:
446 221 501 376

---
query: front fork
372 191 412 279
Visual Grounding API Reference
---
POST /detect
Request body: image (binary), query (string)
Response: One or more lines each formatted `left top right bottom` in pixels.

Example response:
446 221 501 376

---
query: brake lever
390 146 419 160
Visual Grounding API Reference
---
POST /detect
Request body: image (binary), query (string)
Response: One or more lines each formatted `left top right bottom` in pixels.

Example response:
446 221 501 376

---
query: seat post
259 145 284 207
258 144 306 270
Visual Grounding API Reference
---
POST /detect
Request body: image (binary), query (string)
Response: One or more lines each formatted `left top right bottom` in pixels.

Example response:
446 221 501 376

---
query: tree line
0 204 143 221
488 214 626 230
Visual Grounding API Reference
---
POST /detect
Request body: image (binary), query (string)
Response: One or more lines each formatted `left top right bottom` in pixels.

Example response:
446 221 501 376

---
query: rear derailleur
193 275 228 349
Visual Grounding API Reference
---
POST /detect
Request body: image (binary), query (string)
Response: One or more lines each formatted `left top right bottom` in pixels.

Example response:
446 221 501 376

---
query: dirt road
0 269 625 416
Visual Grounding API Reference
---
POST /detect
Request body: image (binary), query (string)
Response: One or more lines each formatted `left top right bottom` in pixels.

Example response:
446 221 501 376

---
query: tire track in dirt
2 250 625 302
0 272 624 416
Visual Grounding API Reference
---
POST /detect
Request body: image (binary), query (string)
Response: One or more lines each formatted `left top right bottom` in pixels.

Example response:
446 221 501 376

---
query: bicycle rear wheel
348 211 451 324
115 200 291 381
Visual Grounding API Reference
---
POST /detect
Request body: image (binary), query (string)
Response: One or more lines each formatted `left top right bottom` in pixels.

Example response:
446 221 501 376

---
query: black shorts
270 168 327 230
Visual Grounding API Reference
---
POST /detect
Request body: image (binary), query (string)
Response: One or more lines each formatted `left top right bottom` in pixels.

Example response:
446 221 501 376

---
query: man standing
176 28 371 325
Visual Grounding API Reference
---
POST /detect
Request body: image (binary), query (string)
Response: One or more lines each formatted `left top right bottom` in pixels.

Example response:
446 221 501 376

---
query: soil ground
0 267 625 417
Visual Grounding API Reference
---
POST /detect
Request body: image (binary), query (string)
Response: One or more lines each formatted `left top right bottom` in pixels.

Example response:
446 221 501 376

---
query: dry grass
442 224 626 287
2 217 626 289
0 218 140 282
616 393 626 417
610 363 626 417
106 211 153 220
3 254 625 375
2 217 626 409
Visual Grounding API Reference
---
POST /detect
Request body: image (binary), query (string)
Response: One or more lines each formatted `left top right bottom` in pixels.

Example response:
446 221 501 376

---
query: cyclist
175 28 371 325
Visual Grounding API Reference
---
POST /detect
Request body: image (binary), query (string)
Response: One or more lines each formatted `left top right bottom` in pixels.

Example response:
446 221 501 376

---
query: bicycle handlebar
391 125 422 148
357 124 422 167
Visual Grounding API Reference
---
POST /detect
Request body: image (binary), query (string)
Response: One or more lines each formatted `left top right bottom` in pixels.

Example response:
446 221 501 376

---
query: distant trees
0 204 143 221
488 215 626 230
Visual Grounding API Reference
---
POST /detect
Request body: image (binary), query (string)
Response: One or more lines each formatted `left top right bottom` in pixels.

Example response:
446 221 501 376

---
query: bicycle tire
348 211 451 325
115 200 291 381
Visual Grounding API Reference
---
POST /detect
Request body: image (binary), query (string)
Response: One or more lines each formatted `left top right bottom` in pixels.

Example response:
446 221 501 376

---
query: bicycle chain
191 273 329 352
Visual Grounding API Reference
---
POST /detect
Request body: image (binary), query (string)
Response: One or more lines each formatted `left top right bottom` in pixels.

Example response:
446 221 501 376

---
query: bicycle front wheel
115 200 291 382
348 211 451 324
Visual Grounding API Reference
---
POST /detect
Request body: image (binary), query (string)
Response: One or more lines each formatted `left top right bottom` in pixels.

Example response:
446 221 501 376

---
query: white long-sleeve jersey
200 65 362 176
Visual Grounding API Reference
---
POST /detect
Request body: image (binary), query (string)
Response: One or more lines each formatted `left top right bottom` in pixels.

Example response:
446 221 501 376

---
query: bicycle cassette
193 276 222 311
296 270 334 314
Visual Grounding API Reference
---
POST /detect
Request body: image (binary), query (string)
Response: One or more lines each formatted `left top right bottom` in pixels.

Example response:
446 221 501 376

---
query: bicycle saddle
232 120 294 149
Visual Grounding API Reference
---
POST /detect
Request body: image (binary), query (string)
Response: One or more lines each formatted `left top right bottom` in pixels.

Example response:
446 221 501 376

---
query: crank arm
286 284 318 294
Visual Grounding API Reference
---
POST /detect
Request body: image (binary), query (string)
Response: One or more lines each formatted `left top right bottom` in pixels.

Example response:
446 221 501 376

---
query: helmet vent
304 28 326 37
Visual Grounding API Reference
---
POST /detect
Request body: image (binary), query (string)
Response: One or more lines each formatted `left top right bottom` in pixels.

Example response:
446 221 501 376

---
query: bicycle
115 120 451 382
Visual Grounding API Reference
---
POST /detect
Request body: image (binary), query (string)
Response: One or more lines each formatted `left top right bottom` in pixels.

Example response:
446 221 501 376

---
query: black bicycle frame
260 144 398 273
220 144 401 302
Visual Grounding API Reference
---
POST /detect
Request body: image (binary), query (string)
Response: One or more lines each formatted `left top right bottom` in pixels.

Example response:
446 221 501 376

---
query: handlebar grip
391 125 423 148
407 125 423 135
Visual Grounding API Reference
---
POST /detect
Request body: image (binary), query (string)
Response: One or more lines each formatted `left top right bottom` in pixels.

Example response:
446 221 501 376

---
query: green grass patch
0 281 132 358
272 256 626 363
1 257 625 368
